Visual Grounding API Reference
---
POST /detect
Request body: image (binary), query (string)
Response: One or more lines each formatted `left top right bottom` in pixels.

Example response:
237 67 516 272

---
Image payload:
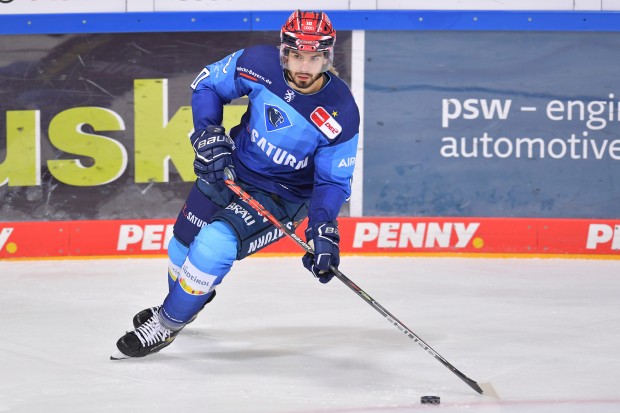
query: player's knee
189 220 238 277
168 236 189 267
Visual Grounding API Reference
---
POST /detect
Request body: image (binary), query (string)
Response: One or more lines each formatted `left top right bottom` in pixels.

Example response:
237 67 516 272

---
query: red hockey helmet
280 10 336 72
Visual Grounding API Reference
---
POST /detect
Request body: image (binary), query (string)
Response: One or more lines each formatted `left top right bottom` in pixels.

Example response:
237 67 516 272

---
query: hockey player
112 10 360 359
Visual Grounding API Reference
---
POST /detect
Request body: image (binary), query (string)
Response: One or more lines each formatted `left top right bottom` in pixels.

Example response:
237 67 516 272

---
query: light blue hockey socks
167 236 189 292
160 221 237 327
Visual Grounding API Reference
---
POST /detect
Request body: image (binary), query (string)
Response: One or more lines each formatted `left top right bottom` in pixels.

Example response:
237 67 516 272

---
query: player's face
285 50 326 92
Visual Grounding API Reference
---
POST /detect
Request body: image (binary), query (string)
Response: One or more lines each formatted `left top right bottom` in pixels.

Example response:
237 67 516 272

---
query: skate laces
134 313 172 346
147 306 160 315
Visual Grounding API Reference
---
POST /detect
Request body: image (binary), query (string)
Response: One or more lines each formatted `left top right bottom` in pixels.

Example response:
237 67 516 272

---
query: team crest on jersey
310 107 342 140
265 104 292 132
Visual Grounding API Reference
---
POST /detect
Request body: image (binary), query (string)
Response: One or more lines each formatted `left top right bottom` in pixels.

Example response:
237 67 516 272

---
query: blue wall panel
2 11 620 35
364 31 620 218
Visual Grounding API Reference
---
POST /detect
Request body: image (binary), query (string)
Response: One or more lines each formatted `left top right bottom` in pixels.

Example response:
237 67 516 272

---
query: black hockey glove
190 125 236 191
302 221 340 284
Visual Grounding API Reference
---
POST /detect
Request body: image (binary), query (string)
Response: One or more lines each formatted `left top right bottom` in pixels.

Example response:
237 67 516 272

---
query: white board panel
574 0 602 9
153 0 350 11
376 0 576 10
349 0 378 9
127 0 155 12
602 0 620 9
0 0 127 14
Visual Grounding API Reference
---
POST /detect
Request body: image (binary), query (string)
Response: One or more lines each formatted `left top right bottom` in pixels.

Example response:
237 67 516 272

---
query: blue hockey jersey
190 45 360 225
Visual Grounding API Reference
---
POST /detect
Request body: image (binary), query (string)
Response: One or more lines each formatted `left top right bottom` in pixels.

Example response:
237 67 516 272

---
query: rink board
1 217 618 259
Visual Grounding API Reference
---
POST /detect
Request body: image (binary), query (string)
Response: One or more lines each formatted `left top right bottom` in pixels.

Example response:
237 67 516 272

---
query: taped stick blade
479 382 500 398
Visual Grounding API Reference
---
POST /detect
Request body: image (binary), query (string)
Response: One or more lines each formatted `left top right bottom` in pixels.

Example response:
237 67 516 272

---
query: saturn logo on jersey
264 104 292 132
250 129 309 170
311 107 342 140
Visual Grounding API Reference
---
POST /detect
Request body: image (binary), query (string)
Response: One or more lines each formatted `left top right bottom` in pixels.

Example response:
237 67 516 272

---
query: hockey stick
223 174 498 397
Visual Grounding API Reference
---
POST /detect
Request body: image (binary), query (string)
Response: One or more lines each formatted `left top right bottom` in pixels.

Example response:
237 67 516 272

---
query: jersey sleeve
190 50 250 130
308 99 360 225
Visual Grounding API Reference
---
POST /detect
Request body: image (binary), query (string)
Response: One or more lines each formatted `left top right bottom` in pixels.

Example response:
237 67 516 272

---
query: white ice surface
1 256 619 413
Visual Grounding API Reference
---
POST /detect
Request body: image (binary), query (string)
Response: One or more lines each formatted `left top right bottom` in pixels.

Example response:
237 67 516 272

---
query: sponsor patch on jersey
264 104 292 132
237 66 272 85
310 107 342 140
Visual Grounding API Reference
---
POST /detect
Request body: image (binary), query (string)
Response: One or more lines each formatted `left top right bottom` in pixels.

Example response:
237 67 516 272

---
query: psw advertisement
364 31 620 219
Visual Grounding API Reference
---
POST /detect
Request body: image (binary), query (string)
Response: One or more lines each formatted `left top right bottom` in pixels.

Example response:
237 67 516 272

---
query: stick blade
479 381 500 398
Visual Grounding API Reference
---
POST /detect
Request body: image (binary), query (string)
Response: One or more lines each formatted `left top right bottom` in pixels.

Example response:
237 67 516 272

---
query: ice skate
111 310 180 360
132 306 161 329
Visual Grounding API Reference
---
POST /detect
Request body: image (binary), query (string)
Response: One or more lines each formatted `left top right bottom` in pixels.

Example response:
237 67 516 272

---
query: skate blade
110 350 130 360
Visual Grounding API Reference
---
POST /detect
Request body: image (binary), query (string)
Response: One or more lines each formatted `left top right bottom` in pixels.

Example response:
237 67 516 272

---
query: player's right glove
190 125 236 191
302 221 340 284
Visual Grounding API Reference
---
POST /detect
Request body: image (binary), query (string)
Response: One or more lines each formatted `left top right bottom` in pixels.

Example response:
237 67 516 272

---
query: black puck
421 395 440 405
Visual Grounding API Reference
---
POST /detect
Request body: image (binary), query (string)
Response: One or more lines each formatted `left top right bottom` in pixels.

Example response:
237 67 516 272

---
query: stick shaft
224 178 486 395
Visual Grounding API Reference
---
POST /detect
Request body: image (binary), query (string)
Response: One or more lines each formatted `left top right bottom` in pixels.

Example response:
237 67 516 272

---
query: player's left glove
302 221 340 284
190 125 236 191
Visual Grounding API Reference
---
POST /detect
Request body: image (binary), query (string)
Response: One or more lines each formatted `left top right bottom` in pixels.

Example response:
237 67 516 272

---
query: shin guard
161 221 237 325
